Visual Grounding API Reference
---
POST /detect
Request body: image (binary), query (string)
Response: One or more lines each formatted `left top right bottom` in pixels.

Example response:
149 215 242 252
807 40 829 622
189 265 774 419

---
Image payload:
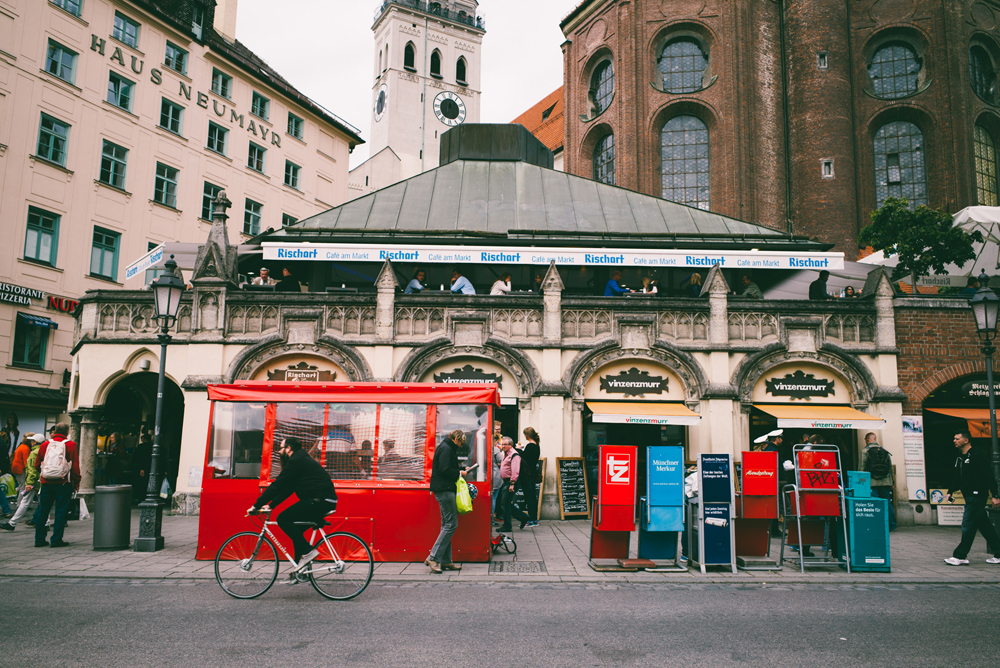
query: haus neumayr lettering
90 36 282 148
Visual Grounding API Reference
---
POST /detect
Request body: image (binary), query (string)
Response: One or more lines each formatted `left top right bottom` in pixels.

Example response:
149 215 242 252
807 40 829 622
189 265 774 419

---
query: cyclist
248 437 337 583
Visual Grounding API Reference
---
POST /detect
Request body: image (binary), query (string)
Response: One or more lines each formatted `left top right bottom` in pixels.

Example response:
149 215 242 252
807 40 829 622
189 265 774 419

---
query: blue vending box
639 446 684 560
846 471 872 498
843 496 891 572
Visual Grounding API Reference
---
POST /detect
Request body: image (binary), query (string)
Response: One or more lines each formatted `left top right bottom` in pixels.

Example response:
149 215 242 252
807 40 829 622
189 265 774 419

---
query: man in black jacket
249 437 338 579
944 430 1000 566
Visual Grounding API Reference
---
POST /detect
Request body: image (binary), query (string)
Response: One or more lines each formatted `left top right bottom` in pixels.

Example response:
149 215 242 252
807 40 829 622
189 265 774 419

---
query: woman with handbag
518 427 541 528
426 429 470 574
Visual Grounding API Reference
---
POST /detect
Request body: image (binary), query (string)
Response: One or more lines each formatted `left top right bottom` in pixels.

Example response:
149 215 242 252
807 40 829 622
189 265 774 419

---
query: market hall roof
264 125 830 252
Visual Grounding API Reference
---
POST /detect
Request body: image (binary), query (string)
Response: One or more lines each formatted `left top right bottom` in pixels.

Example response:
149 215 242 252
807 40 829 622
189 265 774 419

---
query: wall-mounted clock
433 90 466 127
374 83 388 123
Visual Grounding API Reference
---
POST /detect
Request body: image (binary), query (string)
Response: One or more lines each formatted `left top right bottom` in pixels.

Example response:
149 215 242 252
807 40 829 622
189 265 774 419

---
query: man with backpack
861 432 896 531
33 423 80 548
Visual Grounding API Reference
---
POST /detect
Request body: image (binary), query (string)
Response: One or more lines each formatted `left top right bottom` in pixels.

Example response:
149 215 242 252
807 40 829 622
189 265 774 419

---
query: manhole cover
489 561 546 574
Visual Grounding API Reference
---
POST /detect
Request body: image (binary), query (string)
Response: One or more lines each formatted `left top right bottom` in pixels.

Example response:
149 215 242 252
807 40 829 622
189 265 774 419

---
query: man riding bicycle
248 437 337 584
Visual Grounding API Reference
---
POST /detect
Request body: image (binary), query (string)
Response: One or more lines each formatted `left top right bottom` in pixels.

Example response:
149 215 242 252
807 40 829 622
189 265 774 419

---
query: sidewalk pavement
1 510 999 584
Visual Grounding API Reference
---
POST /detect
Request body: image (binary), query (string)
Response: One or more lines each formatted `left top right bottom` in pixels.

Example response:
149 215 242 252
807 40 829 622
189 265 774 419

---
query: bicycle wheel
309 532 373 601
215 532 279 599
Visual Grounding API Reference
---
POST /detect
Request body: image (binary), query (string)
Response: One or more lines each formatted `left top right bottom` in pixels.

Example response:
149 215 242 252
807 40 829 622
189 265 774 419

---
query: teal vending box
843 496 891 572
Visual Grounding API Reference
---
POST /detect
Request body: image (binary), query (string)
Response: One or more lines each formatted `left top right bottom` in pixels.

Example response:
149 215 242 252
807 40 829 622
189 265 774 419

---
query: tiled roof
511 88 564 154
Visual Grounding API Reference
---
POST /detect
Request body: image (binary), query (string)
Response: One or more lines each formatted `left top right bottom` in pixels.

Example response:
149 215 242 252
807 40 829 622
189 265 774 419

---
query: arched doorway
102 372 184 501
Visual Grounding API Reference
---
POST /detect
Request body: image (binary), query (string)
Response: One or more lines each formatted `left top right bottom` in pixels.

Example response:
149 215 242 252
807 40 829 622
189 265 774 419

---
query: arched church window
975 125 998 206
404 42 416 71
970 46 997 103
868 43 921 99
593 133 615 185
661 115 710 210
590 60 614 115
658 39 708 93
873 120 927 209
430 50 442 78
457 57 467 85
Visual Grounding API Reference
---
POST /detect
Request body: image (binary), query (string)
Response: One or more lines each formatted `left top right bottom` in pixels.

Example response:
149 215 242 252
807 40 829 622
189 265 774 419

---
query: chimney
213 0 239 42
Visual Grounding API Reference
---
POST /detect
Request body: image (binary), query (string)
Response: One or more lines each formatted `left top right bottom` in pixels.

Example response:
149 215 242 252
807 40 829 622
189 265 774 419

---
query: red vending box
595 445 637 531
741 451 779 518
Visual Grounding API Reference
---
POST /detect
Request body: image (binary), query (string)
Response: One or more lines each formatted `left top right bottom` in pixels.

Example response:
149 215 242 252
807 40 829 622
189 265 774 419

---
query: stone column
705 264 730 346
871 267 896 349
541 260 564 343
72 407 101 502
375 259 398 341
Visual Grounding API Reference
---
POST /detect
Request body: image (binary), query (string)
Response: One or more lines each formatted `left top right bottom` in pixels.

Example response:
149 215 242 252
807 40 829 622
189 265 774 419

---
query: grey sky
236 0 580 169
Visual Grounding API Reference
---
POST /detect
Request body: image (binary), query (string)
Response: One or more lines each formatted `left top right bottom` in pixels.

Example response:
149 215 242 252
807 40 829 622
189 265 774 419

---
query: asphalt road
3 579 998 667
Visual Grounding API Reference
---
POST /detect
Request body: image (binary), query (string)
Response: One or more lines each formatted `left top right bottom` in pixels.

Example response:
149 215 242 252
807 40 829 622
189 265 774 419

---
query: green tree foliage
859 198 984 293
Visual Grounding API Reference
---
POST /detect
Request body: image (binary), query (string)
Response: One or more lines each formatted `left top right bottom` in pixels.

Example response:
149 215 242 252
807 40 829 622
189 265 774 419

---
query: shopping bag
159 476 172 499
0 473 14 498
66 495 81 521
456 478 473 514
79 497 91 521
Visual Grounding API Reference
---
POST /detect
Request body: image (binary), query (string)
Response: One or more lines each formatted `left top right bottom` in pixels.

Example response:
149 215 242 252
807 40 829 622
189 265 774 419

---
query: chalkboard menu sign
699 454 734 504
513 458 546 519
557 457 590 519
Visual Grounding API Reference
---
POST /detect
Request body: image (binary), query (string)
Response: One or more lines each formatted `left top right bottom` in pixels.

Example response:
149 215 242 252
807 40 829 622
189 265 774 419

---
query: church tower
347 1 485 200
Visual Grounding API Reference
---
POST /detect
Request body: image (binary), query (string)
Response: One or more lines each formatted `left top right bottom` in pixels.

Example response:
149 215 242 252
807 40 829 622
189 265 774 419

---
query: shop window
658 39 708 93
208 402 266 479
593 133 615 185
164 42 188 75
24 207 59 266
99 140 128 190
435 404 489 483
284 160 301 189
202 181 223 220
404 42 416 71
113 11 140 49
45 40 77 84
251 92 270 121
868 43 921 99
590 60 614 115
37 113 70 166
11 313 51 369
159 98 184 135
243 198 262 236
206 122 228 155
211 68 232 99
661 115 710 210
430 49 442 78
107 72 134 112
456 57 467 85
970 45 998 104
975 125 999 206
51 0 81 17
153 162 179 208
873 120 926 209
247 141 266 173
90 227 120 280
287 112 304 140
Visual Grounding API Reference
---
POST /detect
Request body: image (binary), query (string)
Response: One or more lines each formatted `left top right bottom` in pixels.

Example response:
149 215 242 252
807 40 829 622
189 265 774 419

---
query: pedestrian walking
9 432 34 500
426 429 469 574
33 423 80 547
518 427 541 528
491 422 503 520
861 432 896 531
0 433 46 531
943 430 1000 566
497 437 528 532
1 411 20 460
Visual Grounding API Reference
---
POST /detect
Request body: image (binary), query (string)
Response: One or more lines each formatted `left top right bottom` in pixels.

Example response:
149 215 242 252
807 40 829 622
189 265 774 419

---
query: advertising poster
699 454 733 504
902 416 927 501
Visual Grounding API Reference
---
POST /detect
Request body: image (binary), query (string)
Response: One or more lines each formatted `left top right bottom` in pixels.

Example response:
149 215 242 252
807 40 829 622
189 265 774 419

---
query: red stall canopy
208 381 501 406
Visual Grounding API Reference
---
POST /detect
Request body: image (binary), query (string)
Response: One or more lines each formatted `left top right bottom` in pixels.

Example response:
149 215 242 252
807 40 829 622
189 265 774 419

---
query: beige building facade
0 0 361 433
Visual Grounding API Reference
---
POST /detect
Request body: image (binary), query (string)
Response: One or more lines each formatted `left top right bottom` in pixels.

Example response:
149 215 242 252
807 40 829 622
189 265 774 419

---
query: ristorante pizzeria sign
0 282 44 306
765 370 835 398
600 368 669 396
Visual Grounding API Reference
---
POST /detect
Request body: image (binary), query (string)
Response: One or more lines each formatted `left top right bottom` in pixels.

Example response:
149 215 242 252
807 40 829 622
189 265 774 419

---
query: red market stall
196 382 500 562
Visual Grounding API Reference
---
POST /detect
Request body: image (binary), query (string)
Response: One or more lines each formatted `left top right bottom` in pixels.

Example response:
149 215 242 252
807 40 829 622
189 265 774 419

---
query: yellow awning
926 408 994 438
756 405 884 430
586 402 701 426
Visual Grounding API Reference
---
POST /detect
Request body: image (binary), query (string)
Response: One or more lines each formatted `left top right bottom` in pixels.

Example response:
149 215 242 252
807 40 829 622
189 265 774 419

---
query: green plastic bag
456 478 473 514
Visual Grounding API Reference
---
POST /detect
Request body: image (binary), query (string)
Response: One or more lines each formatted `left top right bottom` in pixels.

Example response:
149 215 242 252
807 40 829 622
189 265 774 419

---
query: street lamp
968 269 1000 487
134 255 185 552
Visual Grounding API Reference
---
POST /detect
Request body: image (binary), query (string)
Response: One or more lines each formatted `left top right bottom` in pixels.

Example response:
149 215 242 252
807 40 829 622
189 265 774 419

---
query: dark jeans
34 484 73 544
871 486 896 530
500 480 528 529
430 491 458 564
277 498 337 562
519 475 538 522
953 499 1000 559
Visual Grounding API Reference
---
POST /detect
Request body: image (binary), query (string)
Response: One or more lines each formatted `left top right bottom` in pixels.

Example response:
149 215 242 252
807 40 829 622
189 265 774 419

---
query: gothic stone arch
565 342 708 402
227 335 373 382
395 339 540 396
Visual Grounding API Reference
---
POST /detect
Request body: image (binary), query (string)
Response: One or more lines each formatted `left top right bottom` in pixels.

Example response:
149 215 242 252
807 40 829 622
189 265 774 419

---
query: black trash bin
93 485 132 551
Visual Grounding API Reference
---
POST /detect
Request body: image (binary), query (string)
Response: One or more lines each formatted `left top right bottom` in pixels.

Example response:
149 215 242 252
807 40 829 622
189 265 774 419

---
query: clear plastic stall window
209 402 266 478
436 404 489 482
377 404 428 481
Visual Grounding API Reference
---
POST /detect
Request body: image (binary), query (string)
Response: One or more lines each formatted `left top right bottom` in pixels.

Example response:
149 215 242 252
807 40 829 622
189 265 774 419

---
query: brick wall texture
560 0 1000 260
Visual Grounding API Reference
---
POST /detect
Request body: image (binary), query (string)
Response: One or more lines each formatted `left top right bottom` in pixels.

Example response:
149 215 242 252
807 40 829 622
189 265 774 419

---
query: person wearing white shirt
252 267 276 286
490 273 512 296
450 269 476 295
405 269 426 294
640 277 658 294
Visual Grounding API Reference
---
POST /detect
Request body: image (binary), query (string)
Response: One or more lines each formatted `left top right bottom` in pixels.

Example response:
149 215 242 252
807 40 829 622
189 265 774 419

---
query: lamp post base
133 500 164 552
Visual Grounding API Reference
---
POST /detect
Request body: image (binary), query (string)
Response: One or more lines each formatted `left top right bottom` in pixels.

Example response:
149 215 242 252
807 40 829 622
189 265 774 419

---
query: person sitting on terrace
252 267 276 286
490 273 512 296
451 269 476 295
275 267 301 292
604 270 632 296
809 270 834 300
405 269 427 294
684 272 703 298
960 276 980 297
640 277 658 294
844 286 858 298
740 275 763 299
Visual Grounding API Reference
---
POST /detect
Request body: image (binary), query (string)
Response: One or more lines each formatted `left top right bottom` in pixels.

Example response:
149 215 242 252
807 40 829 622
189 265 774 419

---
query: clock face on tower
433 91 466 127
374 83 388 123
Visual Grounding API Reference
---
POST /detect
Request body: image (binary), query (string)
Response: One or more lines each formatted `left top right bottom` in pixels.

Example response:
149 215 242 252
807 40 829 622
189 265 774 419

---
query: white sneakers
987 557 1000 564
944 557 969 566
298 548 320 568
